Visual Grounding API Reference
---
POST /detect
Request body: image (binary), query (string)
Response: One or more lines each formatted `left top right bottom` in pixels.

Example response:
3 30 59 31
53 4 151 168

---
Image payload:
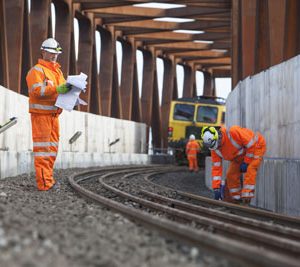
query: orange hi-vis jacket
211 126 265 189
186 140 200 158
26 59 65 114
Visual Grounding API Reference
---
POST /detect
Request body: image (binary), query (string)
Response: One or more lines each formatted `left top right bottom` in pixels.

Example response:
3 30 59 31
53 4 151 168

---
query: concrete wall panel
0 85 148 179
214 54 300 216
205 157 300 216
227 55 300 158
0 86 31 151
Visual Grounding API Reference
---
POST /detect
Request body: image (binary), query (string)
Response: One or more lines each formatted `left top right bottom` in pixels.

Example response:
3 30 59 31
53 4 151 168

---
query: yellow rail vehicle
168 96 226 165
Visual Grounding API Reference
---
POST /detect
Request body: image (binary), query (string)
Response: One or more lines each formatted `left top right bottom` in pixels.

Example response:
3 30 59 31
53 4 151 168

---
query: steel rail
140 189 300 241
141 173 300 240
179 191 300 227
144 173 300 228
99 170 300 255
68 167 300 267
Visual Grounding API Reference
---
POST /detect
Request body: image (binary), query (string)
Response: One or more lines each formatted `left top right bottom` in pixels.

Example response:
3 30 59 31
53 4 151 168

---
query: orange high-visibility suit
26 59 65 191
186 140 200 172
211 126 266 200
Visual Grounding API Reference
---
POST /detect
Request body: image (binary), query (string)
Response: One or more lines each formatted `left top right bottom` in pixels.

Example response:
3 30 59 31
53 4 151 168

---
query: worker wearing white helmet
41 38 63 54
201 126 266 205
186 134 200 172
26 38 70 191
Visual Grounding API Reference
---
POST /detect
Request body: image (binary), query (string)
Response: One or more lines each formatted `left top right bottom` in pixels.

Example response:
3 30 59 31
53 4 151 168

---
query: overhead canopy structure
77 0 232 78
1 0 299 150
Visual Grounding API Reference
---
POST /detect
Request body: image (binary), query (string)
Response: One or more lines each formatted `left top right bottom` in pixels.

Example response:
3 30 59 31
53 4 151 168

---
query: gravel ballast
0 167 231 267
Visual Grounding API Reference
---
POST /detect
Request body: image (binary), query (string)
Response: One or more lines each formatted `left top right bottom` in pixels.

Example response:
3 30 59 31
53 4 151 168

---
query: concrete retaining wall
0 85 149 179
205 157 300 217
226 55 300 158
205 55 300 217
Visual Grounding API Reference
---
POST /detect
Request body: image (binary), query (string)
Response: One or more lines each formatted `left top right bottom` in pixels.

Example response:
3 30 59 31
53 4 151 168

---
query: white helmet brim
40 38 62 54
41 48 62 54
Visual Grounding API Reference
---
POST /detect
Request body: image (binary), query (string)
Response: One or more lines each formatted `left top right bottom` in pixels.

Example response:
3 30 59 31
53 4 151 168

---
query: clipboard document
55 72 88 111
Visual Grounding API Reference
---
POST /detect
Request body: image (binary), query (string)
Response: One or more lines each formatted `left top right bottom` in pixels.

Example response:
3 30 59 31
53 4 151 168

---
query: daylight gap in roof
173 30 204 34
133 2 186 9
153 17 195 23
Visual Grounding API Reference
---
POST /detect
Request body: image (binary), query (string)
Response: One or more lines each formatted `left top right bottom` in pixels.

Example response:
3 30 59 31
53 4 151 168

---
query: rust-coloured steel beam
241 0 257 79
0 0 9 88
166 50 228 58
268 0 286 66
255 0 270 73
141 49 155 126
89 42 101 115
182 64 195 97
84 6 228 18
76 13 94 112
151 71 162 151
131 61 142 123
203 71 215 96
30 0 51 66
161 58 175 148
21 0 32 96
111 53 122 118
152 41 212 50
126 31 230 41
231 0 241 88
5 0 24 93
98 26 114 116
188 57 231 64
284 0 300 60
209 66 231 78
53 0 72 75
119 40 134 120
109 19 229 31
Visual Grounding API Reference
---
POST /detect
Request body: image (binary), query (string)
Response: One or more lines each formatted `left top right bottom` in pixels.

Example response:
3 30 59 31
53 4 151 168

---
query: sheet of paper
55 73 88 111
66 72 87 90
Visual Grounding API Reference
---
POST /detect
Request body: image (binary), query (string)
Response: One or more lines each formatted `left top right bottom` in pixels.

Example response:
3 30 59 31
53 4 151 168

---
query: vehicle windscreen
196 106 218 123
173 104 195 121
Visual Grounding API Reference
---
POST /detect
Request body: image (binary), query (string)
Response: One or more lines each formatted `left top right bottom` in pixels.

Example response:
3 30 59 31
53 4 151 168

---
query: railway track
69 165 300 267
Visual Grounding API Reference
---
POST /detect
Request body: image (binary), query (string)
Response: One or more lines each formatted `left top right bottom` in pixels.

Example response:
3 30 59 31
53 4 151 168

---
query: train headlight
168 127 173 137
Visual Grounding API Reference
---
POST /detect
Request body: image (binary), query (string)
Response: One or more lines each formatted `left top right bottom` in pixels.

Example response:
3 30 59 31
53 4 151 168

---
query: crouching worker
201 126 266 204
26 38 70 191
186 134 200 172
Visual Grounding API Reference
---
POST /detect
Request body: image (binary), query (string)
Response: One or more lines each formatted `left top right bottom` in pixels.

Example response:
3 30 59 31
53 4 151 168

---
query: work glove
213 189 222 200
56 83 71 94
240 162 248 173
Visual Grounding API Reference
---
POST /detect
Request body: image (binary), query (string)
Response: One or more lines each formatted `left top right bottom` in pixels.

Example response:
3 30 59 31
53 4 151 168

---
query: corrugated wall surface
206 54 300 216
227 55 300 157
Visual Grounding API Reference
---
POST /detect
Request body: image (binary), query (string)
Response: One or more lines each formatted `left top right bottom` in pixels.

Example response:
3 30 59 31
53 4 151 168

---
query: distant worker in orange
201 126 266 204
186 134 200 172
26 38 70 191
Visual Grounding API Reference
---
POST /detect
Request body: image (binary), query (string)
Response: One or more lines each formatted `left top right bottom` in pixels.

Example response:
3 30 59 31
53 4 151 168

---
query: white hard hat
189 134 195 140
201 127 219 150
40 38 62 54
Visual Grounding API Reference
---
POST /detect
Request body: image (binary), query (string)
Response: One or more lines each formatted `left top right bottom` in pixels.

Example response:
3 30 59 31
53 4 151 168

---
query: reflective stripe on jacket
211 126 265 189
186 140 200 158
26 59 65 114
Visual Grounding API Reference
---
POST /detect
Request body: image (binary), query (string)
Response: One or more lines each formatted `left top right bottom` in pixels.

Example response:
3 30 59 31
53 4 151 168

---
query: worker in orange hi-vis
26 38 71 191
201 126 266 205
186 134 200 172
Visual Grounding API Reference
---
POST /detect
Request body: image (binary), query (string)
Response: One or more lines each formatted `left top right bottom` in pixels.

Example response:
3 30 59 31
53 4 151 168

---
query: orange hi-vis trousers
226 136 266 200
31 113 59 191
187 155 199 172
